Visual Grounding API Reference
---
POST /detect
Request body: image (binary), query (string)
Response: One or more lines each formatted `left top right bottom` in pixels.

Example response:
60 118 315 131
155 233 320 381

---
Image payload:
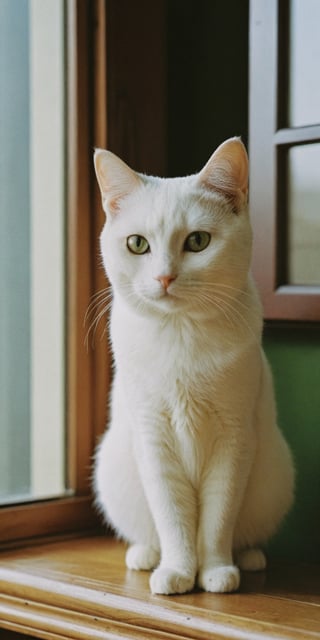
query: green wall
264 330 320 562
168 0 320 563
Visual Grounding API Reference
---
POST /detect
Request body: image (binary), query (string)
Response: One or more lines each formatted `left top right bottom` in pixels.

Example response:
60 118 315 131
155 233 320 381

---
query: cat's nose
154 274 177 290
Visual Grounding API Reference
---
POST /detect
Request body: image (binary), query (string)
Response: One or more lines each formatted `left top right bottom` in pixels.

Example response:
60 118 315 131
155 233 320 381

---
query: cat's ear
198 137 248 212
94 149 142 215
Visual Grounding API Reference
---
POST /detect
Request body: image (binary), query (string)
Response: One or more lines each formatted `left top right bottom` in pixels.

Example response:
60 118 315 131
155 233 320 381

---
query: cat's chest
162 374 219 485
113 310 241 483
123 326 217 392
114 309 231 412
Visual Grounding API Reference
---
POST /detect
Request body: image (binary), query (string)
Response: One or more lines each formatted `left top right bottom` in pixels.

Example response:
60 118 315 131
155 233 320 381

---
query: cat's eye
127 235 150 255
184 231 211 253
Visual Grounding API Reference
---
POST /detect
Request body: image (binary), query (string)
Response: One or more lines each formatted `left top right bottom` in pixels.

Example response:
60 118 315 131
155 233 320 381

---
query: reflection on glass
288 144 320 285
0 0 66 503
289 0 320 127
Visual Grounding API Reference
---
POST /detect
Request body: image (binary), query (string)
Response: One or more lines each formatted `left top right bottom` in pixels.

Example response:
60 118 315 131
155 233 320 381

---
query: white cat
93 138 294 595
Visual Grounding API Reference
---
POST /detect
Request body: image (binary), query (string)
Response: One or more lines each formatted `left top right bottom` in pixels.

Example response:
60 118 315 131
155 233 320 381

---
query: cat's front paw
126 544 160 571
198 565 240 593
150 567 195 595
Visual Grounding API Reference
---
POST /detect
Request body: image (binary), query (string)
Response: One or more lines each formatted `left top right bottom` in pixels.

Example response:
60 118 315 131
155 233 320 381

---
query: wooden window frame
0 0 167 549
249 0 320 322
0 0 109 548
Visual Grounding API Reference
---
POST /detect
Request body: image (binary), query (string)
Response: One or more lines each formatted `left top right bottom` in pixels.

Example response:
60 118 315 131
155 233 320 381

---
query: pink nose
154 274 176 290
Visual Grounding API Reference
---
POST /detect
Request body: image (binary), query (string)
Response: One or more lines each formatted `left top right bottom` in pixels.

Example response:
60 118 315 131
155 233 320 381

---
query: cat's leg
135 412 198 595
94 422 160 571
197 438 254 593
233 359 294 566
233 428 294 567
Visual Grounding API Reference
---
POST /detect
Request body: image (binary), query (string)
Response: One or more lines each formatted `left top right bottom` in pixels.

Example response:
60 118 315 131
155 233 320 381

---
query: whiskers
188 281 259 341
84 286 113 350
84 280 259 347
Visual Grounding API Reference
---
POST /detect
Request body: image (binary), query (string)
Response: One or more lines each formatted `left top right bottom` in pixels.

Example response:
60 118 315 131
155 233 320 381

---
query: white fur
93 139 294 595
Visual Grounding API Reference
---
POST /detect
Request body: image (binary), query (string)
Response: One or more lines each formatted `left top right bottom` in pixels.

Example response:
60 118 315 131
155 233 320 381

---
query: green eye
184 231 211 252
127 235 150 255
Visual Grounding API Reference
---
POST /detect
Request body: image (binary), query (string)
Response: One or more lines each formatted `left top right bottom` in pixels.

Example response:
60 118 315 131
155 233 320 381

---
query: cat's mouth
152 290 177 304
138 286 181 311
156 281 181 299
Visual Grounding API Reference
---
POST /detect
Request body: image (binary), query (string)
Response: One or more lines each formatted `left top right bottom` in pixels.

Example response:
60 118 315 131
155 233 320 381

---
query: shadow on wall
167 0 249 176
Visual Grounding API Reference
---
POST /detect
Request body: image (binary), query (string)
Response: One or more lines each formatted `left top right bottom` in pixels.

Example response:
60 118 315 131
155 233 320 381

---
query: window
0 0 65 505
0 0 167 548
249 0 320 321
0 0 109 545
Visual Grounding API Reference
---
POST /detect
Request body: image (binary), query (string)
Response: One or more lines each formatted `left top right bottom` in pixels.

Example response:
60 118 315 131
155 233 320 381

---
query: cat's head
94 138 252 319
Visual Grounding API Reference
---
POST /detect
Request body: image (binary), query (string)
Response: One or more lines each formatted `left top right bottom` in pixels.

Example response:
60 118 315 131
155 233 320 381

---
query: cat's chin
121 288 226 321
145 293 182 314
126 289 185 316
136 293 211 319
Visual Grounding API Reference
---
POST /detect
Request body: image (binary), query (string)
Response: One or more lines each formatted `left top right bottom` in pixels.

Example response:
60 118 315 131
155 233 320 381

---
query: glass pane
0 0 66 503
289 0 320 127
288 144 320 285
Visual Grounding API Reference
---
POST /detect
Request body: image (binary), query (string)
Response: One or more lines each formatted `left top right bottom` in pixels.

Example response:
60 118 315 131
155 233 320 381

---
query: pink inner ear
94 149 142 215
108 196 121 214
199 138 248 210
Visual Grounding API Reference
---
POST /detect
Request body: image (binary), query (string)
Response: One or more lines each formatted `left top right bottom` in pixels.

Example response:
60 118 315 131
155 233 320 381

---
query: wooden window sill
0 535 319 640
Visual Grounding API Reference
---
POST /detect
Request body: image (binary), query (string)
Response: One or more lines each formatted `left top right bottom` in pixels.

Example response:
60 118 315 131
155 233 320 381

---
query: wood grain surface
0 536 319 639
